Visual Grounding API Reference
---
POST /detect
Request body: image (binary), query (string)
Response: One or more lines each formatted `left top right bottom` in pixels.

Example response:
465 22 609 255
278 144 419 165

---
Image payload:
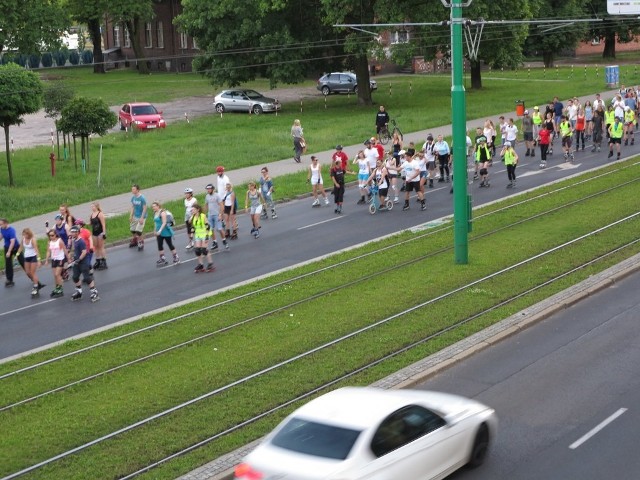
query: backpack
163 209 175 227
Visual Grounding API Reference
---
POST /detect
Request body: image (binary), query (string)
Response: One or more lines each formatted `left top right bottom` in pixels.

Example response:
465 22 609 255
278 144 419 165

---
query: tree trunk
603 31 616 58
126 18 150 75
470 60 482 90
3 125 14 187
542 50 555 68
88 18 105 74
354 54 373 106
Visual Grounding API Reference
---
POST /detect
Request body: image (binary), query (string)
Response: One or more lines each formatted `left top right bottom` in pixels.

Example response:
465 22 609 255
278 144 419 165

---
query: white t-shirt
505 124 518 142
184 196 197 221
216 174 231 194
364 147 379 170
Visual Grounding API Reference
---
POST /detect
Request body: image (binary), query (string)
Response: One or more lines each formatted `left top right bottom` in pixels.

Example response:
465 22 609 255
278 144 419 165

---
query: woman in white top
45 229 69 297
353 150 370 204
484 119 497 157
291 119 305 163
385 151 400 203
183 188 198 249
308 156 329 206
16 228 44 295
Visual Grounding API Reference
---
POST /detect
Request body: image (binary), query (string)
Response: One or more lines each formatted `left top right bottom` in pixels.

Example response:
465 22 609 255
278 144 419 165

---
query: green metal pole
451 4 468 264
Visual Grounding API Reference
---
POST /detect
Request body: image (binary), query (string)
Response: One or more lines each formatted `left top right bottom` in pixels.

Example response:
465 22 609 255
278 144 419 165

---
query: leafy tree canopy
0 0 69 54
58 97 117 137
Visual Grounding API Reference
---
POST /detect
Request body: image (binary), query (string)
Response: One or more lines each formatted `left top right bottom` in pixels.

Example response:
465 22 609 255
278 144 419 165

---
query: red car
118 102 166 131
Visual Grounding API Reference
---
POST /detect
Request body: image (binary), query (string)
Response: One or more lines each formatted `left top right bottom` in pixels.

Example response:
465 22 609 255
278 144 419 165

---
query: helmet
504 141 512 147
184 187 193 194
54 214 63 220
624 105 631 111
335 145 343 150
216 166 224 173
534 106 539 110
476 137 486 144
364 139 372 145
205 183 214 190
70 225 80 233
524 110 529 115
73 219 85 226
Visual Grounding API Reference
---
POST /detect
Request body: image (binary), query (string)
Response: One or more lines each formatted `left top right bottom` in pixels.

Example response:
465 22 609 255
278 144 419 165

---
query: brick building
101 0 197 72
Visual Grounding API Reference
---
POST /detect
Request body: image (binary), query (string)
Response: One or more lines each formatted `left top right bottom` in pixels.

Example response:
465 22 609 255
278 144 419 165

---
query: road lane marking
0 299 57 318
298 216 345 230
569 408 627 449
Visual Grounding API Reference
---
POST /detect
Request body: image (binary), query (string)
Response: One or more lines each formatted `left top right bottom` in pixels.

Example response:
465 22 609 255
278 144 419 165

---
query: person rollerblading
71 289 82 301
194 264 205 273
206 263 215 272
156 256 168 267
90 288 100 303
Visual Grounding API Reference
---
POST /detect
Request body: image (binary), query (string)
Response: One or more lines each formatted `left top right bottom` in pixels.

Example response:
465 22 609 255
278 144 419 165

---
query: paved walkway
9 88 620 237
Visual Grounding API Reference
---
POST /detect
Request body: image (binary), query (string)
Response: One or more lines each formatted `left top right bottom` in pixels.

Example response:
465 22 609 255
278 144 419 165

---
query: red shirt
80 228 93 252
332 151 349 170
538 128 550 145
375 143 385 160
575 115 585 131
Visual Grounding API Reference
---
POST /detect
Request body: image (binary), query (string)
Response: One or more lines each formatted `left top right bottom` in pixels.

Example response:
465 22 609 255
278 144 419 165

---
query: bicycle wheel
379 128 391 145
385 199 393 210
369 203 376 215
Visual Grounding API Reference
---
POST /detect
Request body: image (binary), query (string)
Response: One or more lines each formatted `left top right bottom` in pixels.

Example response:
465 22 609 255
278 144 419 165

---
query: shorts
72 261 93 284
419 171 428 179
379 187 388 197
426 160 436 170
250 204 263 215
130 217 145 233
405 181 420 192
24 255 38 263
208 214 224 232
194 234 208 242
562 136 572 148
609 137 622 144
358 173 369 188
224 205 233 215
52 259 65 268
524 132 533 141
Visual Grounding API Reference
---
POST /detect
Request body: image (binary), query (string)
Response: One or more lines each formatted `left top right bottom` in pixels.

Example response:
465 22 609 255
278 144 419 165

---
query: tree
65 0 108 73
0 0 69 55
108 0 155 75
43 81 76 158
0 64 43 186
584 0 640 58
57 97 117 171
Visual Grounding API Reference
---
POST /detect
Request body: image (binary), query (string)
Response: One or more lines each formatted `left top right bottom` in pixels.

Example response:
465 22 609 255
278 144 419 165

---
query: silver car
317 72 378 96
213 89 281 115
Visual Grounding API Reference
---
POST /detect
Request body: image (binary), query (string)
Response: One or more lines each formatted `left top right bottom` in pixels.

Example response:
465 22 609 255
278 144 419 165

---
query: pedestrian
584 100 594 140
505 118 518 148
353 150 370 205
434 134 450 183
129 184 147 251
204 183 229 251
245 181 265 238
44 229 68 298
591 105 605 152
624 106 635 145
367 158 390 209
391 132 403 163
553 96 564 137
331 145 349 171
59 204 75 230
498 116 507 146
532 106 543 140
308 156 330 207
604 104 615 141
16 228 45 297
483 119 497 157
189 204 215 272
183 187 198 250
608 116 624 160
566 99 577 129
89 201 108 270
559 115 574 161
50 213 70 281
375 105 389 134
537 122 550 168
522 110 535 157
291 119 305 163
259 167 277 219
330 158 345 214
475 137 492 187
222 183 238 239
151 201 179 266
73 219 94 268
401 150 425 210
372 136 385 160
575 108 586 151
0 218 25 287
385 150 400 202
422 134 437 189
68 225 100 302
501 142 519 188
543 112 555 155
363 138 379 172
216 166 237 233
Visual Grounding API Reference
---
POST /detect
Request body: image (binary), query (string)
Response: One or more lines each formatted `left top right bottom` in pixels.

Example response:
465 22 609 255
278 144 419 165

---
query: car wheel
353 85 358 95
252 105 263 115
215 103 225 113
467 424 490 468
321 86 330 96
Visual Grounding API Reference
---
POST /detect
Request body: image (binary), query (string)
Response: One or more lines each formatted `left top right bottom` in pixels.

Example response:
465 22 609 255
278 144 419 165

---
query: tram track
3 211 639 480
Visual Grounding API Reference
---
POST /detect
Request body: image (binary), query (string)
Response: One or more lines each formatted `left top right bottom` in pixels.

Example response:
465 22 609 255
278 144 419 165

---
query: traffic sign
607 0 640 15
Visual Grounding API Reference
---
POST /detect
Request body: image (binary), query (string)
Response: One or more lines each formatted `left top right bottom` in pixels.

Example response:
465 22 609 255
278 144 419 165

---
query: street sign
607 0 640 14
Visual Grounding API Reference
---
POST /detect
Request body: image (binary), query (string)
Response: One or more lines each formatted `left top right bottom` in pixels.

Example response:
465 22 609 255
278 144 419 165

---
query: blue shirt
131 194 147 218
154 212 173 237
73 237 90 265
1 225 19 251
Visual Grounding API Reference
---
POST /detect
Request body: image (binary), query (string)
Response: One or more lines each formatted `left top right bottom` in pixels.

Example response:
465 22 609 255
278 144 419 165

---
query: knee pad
193 247 202 256
479 168 488 176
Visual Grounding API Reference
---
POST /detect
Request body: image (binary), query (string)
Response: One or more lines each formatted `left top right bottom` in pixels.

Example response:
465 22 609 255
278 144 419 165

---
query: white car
234 387 497 480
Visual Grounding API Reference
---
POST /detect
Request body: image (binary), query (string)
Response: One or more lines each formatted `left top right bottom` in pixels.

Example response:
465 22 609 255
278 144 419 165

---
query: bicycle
368 184 393 214
378 119 403 145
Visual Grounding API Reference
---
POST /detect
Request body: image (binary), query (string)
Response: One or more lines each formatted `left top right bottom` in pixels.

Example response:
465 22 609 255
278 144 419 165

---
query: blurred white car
213 89 281 115
234 387 497 480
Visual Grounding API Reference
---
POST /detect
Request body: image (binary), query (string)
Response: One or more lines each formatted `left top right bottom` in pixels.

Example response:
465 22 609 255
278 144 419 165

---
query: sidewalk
9 88 620 236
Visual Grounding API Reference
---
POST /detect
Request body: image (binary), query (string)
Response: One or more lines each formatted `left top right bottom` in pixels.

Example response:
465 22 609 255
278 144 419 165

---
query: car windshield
270 417 361 460
243 90 264 100
132 105 158 115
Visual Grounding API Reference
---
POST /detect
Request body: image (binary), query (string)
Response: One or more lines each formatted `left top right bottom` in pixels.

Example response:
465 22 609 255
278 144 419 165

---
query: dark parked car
316 72 377 96
213 89 281 115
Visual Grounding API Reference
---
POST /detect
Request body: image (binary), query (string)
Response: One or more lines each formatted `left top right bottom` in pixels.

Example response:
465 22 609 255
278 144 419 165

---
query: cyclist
375 105 389 135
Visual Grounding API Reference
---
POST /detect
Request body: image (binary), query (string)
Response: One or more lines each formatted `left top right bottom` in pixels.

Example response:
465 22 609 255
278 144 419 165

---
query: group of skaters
0 206 102 302
127 166 277 273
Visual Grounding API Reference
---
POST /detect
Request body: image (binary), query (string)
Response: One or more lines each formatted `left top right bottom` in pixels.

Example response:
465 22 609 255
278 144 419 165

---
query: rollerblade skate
194 264 205 273
71 290 83 302
31 285 39 298
206 263 215 272
50 286 64 298
156 256 168 267
90 288 100 303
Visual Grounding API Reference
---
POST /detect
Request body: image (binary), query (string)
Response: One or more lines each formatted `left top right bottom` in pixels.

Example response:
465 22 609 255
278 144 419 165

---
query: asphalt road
419 267 640 480
0 142 637 360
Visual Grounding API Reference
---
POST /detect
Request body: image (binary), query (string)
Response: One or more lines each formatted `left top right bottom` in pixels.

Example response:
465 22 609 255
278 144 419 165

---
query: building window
180 32 188 49
145 22 152 48
113 25 121 47
124 26 131 48
391 30 409 44
157 21 164 48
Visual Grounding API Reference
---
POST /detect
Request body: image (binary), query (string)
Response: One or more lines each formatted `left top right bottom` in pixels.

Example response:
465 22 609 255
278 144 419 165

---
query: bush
81 50 93 65
28 54 41 69
41 53 53 68
69 51 80 65
53 51 68 67
0 55 13 65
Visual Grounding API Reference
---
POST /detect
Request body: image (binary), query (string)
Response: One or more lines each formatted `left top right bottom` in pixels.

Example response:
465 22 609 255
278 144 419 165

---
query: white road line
569 408 627 449
297 216 345 230
0 299 57 318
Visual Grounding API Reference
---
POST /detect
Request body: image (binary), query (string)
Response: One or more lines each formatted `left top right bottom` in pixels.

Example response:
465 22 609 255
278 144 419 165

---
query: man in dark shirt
69 226 100 302
375 105 389 134
330 159 346 214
